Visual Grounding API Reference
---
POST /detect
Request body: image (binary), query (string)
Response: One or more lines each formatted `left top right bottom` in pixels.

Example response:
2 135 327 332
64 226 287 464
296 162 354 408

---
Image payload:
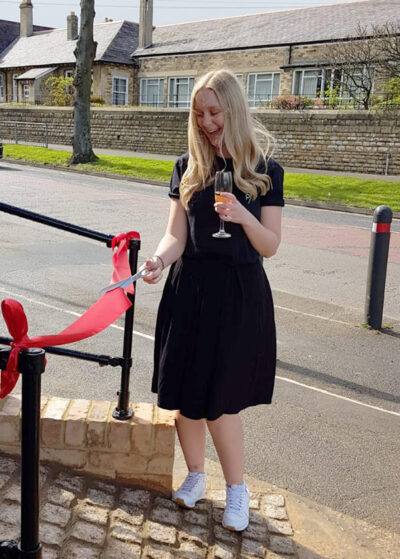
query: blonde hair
180 69 275 209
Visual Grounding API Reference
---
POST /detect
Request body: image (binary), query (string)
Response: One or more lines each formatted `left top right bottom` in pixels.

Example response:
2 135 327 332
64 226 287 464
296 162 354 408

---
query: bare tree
325 24 380 109
70 0 98 164
373 21 400 78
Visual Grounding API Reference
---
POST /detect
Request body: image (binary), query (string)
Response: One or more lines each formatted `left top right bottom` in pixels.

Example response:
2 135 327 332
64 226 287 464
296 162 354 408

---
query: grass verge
3 144 400 212
3 144 174 182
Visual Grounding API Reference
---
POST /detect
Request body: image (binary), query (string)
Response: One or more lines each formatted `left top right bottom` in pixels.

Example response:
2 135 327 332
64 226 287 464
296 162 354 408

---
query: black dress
152 154 285 421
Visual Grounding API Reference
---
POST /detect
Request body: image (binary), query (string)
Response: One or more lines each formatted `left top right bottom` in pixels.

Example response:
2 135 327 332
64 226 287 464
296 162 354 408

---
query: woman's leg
206 414 244 485
175 411 206 472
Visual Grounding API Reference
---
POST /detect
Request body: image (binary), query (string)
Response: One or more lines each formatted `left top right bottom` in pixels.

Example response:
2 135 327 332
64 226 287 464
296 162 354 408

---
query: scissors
100 268 149 294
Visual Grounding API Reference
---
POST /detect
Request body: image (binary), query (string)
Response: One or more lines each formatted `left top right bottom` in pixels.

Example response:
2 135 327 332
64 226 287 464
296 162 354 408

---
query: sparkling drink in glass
213 170 232 239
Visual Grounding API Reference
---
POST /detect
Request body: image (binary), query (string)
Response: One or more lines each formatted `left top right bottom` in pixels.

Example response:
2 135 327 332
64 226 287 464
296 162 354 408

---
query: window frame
247 72 281 108
13 73 19 102
23 84 30 101
168 76 195 108
140 77 164 107
292 66 374 105
112 76 128 106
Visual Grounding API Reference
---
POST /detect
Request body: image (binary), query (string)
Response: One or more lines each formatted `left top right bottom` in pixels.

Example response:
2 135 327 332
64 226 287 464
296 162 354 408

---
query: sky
0 0 362 29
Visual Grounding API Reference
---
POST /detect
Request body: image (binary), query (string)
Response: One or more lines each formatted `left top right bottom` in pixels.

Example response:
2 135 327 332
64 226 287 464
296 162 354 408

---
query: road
0 162 399 535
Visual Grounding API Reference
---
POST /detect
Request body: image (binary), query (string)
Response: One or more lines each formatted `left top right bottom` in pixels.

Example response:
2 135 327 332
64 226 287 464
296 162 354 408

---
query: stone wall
0 394 175 494
0 105 399 174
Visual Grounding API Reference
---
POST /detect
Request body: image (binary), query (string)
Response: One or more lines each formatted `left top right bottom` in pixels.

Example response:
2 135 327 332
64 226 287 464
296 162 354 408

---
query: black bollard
364 205 392 330
113 237 141 420
0 347 45 559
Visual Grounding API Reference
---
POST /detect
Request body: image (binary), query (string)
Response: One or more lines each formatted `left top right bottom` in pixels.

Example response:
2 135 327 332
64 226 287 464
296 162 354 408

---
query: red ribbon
111 231 140 295
0 231 140 399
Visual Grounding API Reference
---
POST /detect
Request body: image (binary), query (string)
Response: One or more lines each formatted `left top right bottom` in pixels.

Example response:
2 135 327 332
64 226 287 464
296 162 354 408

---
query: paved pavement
1 445 399 559
0 449 298 559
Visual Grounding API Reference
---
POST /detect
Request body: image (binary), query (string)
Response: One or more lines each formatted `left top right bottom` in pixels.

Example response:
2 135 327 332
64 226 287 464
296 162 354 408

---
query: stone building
133 0 398 108
0 0 398 108
0 0 138 105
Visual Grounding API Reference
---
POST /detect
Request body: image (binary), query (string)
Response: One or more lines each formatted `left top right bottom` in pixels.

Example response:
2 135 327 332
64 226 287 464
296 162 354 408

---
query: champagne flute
213 170 232 238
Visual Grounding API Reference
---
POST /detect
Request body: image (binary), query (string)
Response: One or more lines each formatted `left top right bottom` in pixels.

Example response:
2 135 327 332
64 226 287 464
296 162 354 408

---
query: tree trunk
70 0 98 164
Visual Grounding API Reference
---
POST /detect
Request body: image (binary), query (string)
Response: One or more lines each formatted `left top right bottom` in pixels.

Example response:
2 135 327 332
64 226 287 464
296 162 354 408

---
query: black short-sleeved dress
152 153 285 421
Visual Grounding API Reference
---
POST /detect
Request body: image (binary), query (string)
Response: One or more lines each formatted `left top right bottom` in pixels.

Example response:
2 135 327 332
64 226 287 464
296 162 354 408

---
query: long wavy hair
180 69 275 209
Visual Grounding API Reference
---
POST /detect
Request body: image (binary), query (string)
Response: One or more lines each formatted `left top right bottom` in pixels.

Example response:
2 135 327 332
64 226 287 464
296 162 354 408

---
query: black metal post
364 205 392 330
18 349 45 558
113 238 140 420
0 347 45 559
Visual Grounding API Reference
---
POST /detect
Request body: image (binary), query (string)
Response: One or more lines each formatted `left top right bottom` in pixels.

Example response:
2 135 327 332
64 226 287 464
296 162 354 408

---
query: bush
45 76 74 106
271 95 314 110
90 95 105 105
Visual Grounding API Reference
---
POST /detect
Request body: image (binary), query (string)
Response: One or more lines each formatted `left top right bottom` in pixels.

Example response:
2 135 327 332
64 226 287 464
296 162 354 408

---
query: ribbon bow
0 231 140 399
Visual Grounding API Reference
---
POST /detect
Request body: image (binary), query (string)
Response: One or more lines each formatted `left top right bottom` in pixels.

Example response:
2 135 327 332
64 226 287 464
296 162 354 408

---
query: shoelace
180 472 203 493
226 485 246 512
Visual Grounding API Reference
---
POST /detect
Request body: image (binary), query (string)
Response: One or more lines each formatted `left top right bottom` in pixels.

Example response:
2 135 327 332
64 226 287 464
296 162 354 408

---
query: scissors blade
100 269 147 294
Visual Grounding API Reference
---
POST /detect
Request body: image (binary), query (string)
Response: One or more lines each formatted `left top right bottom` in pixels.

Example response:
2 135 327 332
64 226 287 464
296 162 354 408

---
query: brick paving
0 453 297 559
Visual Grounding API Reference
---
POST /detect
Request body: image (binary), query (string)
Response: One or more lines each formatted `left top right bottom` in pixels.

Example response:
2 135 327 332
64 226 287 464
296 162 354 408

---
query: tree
373 21 400 79
70 0 98 164
45 76 74 106
324 24 380 109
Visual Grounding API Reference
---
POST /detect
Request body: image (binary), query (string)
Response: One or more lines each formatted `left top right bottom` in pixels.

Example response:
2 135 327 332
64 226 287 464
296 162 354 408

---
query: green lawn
3 144 399 211
3 144 174 182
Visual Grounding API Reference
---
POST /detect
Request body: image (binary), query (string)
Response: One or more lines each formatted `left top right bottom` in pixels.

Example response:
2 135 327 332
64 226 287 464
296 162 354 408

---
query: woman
143 69 284 532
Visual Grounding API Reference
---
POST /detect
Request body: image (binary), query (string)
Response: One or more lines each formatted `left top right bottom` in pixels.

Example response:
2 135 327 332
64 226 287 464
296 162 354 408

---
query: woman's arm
214 194 282 258
243 206 282 257
143 198 188 284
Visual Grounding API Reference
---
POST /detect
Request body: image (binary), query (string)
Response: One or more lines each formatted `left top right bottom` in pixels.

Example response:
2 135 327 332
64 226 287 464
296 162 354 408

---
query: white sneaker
172 471 207 508
222 481 250 531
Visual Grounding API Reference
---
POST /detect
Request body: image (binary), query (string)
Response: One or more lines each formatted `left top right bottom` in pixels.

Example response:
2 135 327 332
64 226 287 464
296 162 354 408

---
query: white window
23 84 29 101
247 73 280 107
292 69 325 98
140 78 164 107
292 67 373 104
112 77 128 105
168 77 194 108
13 74 18 102
0 74 4 101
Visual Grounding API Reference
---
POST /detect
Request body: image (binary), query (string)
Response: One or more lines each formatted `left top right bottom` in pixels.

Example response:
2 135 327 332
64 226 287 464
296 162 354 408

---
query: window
0 74 4 101
293 69 325 98
292 67 374 105
65 70 74 95
23 84 29 101
247 73 280 107
140 78 164 107
168 77 194 108
13 74 18 102
112 77 128 105
341 67 373 103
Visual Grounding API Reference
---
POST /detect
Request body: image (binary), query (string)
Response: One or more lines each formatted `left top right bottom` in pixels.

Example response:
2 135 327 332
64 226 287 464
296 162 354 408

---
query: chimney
20 0 33 38
139 0 153 49
67 11 78 40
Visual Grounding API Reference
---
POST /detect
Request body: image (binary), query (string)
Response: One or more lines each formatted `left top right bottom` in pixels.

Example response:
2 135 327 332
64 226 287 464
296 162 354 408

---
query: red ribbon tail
0 369 19 399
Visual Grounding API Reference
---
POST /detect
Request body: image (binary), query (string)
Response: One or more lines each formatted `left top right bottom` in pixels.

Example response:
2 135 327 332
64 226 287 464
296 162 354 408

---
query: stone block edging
0 394 175 494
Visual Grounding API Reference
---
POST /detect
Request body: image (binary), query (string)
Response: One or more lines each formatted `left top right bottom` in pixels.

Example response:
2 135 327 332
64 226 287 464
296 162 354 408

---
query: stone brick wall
0 394 175 494
0 105 399 174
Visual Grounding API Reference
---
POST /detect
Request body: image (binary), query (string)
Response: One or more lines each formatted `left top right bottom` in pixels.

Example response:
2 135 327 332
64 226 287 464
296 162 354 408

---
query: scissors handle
100 269 147 294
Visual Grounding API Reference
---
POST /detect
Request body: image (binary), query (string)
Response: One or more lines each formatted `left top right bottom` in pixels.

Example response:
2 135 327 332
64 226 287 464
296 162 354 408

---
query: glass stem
219 219 225 234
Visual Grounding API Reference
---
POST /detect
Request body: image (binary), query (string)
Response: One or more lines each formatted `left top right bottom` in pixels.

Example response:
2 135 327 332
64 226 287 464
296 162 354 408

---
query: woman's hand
141 256 163 284
214 192 252 227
